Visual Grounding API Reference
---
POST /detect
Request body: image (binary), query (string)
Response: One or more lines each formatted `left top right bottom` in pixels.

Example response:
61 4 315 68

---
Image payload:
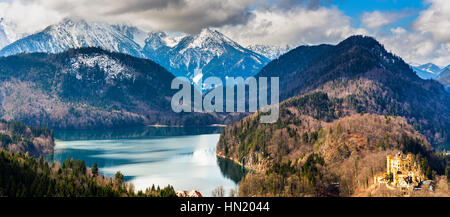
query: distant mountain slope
256 44 332 88
143 28 270 81
0 47 223 129
438 67 450 92
0 18 145 58
254 35 450 147
247 44 292 60
412 63 442 80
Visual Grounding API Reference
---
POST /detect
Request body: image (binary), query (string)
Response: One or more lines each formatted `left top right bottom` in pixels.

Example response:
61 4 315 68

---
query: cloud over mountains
0 0 448 66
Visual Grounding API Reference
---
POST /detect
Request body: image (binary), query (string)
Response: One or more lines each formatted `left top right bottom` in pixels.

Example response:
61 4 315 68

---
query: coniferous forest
0 119 176 197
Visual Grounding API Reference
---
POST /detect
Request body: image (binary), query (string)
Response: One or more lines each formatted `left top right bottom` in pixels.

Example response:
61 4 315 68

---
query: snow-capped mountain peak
417 63 442 74
411 62 443 80
145 31 185 50
142 28 270 81
179 28 244 56
193 28 240 48
160 32 186 48
145 32 169 51
0 17 144 57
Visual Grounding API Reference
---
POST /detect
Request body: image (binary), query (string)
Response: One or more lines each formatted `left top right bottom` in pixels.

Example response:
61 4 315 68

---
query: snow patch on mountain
68 53 136 84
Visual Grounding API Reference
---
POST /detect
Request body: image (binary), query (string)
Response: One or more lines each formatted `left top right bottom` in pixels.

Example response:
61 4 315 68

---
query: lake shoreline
48 127 240 197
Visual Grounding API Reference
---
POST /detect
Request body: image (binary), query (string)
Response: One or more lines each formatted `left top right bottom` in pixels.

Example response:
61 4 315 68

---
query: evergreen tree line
0 150 176 197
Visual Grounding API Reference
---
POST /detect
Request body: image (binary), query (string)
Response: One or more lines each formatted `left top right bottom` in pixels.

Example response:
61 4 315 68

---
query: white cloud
413 0 450 42
361 11 406 30
219 6 366 46
0 0 62 36
0 0 256 34
377 27 450 67
0 0 365 47
370 0 450 67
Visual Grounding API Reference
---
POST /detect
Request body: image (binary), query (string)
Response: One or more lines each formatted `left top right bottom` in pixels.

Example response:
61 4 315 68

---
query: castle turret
387 155 391 175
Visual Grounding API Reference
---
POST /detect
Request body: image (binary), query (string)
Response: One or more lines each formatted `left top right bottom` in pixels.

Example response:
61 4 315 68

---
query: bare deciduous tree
211 186 225 197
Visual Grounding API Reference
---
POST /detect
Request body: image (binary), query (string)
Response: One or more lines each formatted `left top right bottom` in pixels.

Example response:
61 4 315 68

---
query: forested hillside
256 35 450 147
0 150 176 197
218 36 450 196
218 97 449 196
0 120 176 197
0 119 53 157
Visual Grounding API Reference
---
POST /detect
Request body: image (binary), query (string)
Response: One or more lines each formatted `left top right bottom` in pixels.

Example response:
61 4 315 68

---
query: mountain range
142 28 269 81
0 47 233 129
0 18 270 83
2 17 448 87
0 12 449 198
0 18 449 146
412 63 447 80
1 30 449 146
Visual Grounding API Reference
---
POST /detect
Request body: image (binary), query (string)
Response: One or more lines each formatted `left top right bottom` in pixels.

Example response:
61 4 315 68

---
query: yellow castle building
375 152 425 191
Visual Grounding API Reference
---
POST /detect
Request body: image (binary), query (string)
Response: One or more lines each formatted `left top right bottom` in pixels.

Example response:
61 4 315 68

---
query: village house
176 190 203 197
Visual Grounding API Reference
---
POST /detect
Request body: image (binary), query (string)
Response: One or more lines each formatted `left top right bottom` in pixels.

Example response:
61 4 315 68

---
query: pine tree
92 162 99 176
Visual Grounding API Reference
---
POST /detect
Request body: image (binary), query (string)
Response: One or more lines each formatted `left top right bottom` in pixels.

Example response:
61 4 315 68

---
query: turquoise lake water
46 126 246 196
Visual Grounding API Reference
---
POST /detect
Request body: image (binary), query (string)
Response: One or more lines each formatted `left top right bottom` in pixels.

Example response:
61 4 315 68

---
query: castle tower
387 155 391 175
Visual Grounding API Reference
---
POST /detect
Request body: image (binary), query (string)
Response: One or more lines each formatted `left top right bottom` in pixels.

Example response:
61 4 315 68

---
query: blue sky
0 0 449 66
336 0 423 27
337 0 424 15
